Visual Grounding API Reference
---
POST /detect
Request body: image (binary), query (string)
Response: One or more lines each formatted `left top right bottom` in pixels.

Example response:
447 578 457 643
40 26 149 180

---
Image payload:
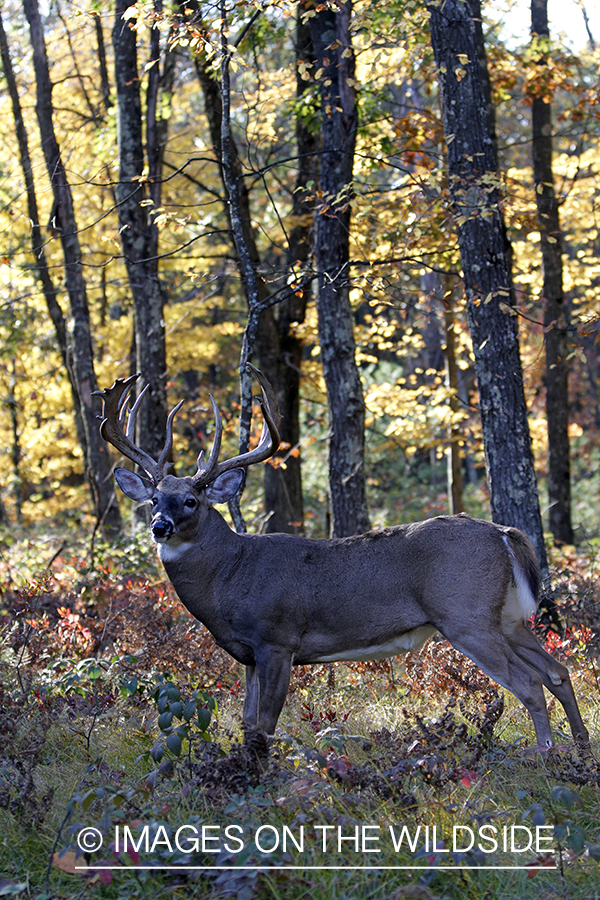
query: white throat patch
157 539 193 564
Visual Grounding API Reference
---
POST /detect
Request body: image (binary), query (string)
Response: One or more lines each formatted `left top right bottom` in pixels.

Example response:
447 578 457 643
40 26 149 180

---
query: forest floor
1 529 600 900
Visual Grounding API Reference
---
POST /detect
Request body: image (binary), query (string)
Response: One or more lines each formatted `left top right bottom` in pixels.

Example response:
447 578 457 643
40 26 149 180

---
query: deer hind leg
504 622 589 748
442 628 555 748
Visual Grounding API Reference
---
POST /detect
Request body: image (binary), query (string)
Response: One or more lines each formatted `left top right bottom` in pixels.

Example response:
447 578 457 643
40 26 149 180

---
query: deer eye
184 497 197 509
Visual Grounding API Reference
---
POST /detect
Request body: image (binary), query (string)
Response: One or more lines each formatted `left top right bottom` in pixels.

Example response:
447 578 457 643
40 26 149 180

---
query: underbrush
0 537 600 899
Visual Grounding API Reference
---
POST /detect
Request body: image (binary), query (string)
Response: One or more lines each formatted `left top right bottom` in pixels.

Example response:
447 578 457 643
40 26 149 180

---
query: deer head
95 363 281 545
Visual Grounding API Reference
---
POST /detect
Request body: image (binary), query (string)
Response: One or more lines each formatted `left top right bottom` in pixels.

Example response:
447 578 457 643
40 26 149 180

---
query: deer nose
151 515 173 541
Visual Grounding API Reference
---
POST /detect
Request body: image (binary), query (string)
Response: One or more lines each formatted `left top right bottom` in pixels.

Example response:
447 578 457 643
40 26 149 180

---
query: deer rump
96 367 589 751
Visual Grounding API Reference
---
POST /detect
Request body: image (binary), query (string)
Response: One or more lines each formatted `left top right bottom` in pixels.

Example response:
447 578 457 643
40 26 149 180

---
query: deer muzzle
151 514 174 542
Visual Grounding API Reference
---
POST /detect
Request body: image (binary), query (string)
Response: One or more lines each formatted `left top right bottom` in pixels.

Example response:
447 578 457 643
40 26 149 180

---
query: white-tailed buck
97 365 589 751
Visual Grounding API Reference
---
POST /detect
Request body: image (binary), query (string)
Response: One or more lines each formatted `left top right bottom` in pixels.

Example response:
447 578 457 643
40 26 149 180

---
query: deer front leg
242 649 293 736
242 664 260 728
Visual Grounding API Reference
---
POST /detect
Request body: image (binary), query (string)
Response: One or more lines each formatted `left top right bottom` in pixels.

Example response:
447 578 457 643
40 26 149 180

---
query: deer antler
192 363 281 488
95 374 183 485
97 365 280 489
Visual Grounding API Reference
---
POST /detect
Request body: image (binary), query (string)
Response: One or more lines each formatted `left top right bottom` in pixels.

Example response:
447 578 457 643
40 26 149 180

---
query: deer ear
205 469 244 505
114 467 154 501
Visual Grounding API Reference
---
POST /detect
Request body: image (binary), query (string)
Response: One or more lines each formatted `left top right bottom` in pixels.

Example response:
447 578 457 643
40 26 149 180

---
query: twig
45 803 73 893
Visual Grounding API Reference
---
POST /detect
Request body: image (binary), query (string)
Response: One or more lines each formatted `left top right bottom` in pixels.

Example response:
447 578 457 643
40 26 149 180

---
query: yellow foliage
0 0 599 529
365 378 466 454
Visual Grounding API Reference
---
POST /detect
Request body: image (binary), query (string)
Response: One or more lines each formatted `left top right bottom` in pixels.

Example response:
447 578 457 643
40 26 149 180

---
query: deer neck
157 508 246 644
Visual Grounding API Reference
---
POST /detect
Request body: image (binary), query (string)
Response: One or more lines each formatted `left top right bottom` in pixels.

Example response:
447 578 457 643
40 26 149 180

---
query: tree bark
147 0 175 209
530 0 574 545
263 0 318 535
8 359 23 523
0 9 87 460
309 0 370 537
190 0 308 534
93 11 113 116
428 0 548 575
113 0 168 462
22 0 121 536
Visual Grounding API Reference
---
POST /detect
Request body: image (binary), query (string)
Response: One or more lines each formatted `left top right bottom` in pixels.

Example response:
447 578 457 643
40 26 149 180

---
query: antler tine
192 394 223 485
247 362 282 438
156 399 185 473
117 384 134 422
192 363 281 489
125 383 150 441
95 375 163 484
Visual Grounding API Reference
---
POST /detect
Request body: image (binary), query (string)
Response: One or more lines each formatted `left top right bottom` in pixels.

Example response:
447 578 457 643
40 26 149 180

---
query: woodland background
0 0 598 550
1 2 600 897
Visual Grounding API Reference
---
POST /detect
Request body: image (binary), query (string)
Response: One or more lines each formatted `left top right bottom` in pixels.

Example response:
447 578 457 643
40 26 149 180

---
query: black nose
152 516 173 540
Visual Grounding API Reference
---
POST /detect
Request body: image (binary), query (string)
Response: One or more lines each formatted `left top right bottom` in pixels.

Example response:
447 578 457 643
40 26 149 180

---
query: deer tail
502 528 540 621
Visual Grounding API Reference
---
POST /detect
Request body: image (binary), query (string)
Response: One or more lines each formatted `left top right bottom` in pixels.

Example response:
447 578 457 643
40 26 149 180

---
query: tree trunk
23 0 121 536
93 11 112 116
428 0 548 575
191 1 307 534
0 10 87 461
113 0 168 462
530 0 574 545
8 359 23 523
147 0 175 208
263 1 318 535
309 1 370 538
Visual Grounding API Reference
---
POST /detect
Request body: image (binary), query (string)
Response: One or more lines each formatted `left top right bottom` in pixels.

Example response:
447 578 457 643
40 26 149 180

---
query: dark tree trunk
0 491 8 526
469 0 518 322
263 1 318 534
530 0 573 545
147 0 175 209
93 11 112 116
190 1 308 534
8 360 23 523
113 0 168 462
309 1 370 538
22 0 121 536
428 0 547 575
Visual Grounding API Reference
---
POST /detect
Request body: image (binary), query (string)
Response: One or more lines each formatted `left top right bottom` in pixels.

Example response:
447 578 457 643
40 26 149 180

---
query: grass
1 536 600 899
3 680 600 900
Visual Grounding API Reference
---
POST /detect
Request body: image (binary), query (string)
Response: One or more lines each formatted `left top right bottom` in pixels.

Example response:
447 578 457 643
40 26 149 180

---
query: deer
96 365 589 753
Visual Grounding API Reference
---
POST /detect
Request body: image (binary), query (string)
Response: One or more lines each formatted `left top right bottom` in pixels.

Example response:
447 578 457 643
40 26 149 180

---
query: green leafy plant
150 675 217 762
521 785 600 864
